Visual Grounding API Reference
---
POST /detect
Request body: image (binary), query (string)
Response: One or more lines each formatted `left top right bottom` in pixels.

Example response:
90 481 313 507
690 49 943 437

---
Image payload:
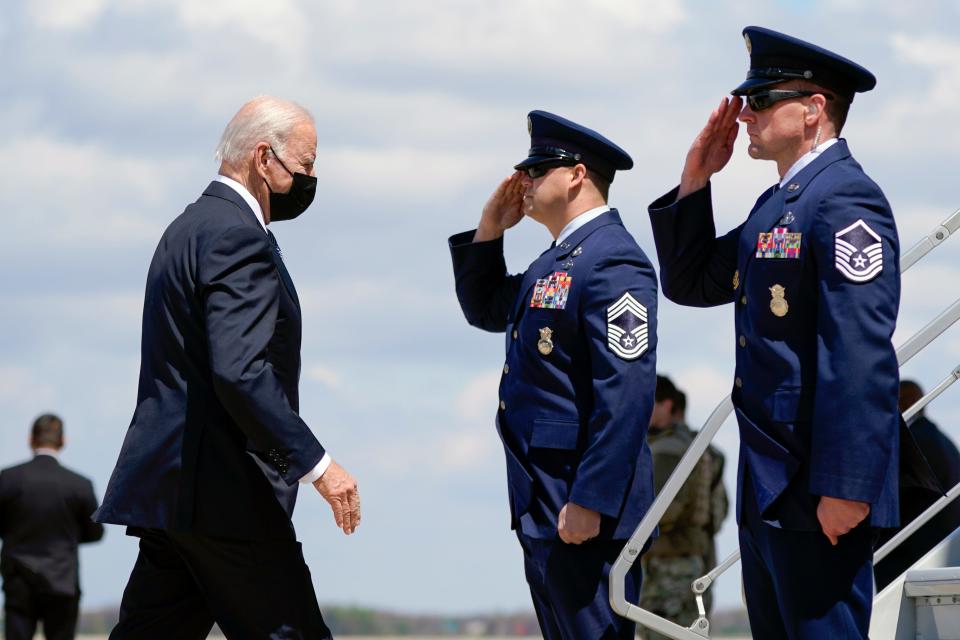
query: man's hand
677 96 742 199
474 172 525 242
557 502 601 545
817 496 870 546
313 460 360 535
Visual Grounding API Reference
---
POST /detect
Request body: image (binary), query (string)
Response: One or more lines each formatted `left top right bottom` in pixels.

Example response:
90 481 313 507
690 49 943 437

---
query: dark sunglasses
523 160 576 179
745 89 834 112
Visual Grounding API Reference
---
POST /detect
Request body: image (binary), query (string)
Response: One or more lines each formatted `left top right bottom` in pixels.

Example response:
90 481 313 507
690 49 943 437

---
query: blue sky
2 0 960 616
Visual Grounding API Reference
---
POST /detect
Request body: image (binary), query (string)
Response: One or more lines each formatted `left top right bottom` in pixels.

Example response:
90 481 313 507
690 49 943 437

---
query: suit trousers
739 476 875 639
2 571 79 640
517 533 642 640
110 529 332 640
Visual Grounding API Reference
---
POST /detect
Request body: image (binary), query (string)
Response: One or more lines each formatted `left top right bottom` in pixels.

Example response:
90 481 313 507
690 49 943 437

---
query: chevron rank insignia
607 293 648 360
835 219 883 282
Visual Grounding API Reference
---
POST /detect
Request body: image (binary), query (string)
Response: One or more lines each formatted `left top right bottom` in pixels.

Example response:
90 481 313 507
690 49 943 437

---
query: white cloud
317 0 687 72
26 0 110 30
175 0 308 57
454 370 501 423
305 364 343 390
0 134 192 249
0 366 57 412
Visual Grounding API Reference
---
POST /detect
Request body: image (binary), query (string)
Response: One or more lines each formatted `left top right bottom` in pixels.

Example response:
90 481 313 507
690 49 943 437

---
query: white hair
215 96 314 166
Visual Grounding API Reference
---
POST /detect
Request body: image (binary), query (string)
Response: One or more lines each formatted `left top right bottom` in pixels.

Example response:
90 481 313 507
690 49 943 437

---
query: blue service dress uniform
450 208 658 639
648 138 900 637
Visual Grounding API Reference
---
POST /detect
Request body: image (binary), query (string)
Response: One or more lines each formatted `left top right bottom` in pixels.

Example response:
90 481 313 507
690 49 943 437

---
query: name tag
756 227 802 259
530 272 572 309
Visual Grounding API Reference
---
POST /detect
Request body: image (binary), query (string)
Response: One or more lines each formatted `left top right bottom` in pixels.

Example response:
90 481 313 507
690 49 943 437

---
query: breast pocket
748 259 803 338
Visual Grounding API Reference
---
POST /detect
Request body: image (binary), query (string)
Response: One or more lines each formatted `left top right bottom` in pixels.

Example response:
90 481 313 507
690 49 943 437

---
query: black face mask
266 146 317 221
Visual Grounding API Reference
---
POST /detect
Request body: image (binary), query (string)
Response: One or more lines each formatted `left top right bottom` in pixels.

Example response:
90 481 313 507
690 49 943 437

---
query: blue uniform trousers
739 474 875 639
517 533 642 640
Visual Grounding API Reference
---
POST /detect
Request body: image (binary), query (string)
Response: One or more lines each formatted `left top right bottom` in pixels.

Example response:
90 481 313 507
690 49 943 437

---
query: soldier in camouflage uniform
672 389 729 617
639 376 719 640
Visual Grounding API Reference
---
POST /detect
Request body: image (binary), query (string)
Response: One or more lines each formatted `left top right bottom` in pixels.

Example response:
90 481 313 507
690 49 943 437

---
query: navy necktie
266 229 283 260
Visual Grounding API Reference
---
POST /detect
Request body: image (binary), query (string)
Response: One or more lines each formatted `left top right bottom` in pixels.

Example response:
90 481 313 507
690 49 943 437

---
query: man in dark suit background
874 380 960 589
0 413 104 640
94 96 360 639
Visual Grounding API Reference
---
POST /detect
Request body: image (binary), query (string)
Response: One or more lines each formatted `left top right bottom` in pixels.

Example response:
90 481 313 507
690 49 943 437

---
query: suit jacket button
735 377 743 388
500 400 506 411
739 336 746 347
503 364 509 374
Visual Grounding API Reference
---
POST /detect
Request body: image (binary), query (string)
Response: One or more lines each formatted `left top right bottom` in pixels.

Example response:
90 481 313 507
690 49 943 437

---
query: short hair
791 80 852 136
655 374 678 403
672 388 687 416
899 379 925 415
31 413 64 449
215 96 314 167
586 169 610 202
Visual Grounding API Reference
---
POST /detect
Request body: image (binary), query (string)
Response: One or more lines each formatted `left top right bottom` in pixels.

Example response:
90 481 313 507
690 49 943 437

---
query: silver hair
215 96 314 166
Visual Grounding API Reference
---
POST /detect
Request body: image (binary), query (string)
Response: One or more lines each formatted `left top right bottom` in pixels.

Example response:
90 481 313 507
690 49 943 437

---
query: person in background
0 413 104 640
874 380 960 590
669 387 729 616
640 375 713 638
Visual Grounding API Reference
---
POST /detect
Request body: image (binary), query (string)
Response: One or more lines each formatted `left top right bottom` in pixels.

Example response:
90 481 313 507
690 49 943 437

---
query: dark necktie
266 229 284 260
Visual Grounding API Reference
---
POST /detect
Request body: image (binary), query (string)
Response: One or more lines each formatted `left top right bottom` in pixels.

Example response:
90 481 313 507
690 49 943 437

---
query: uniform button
735 377 743 388
739 336 746 347
740 296 747 305
499 400 506 411
503 364 509 374
512 330 518 340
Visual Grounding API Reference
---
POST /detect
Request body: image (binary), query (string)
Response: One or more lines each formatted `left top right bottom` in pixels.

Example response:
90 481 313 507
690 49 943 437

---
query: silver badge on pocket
538 327 554 355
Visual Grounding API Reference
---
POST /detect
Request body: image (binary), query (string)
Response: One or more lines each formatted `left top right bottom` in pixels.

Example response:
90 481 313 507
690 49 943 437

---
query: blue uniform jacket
94 181 325 541
450 210 658 540
648 140 900 530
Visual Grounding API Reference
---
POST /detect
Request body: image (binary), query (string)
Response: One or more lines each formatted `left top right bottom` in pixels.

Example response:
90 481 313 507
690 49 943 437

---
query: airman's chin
746 145 763 160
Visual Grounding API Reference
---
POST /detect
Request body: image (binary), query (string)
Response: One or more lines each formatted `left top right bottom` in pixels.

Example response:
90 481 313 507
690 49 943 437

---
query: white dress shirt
33 447 61 459
556 205 611 246
213 174 331 483
779 137 839 188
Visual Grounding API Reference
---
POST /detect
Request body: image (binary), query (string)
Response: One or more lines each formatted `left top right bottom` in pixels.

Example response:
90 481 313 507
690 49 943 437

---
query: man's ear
570 163 587 187
806 94 827 124
254 143 271 178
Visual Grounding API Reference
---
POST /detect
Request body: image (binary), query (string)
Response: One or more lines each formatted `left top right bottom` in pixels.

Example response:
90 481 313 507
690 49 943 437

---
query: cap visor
730 76 786 95
514 155 564 170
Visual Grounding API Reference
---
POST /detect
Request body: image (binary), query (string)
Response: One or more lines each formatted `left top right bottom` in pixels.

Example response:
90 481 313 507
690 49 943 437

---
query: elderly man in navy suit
647 27 900 638
450 111 658 639
95 96 360 639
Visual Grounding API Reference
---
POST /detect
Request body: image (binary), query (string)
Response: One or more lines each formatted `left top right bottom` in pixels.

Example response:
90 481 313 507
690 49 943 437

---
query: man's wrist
473 221 504 243
677 175 709 201
300 453 332 484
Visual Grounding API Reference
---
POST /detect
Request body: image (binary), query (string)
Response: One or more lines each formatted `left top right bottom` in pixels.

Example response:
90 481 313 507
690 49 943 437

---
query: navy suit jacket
649 140 901 530
450 210 658 540
94 181 325 541
0 455 103 596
